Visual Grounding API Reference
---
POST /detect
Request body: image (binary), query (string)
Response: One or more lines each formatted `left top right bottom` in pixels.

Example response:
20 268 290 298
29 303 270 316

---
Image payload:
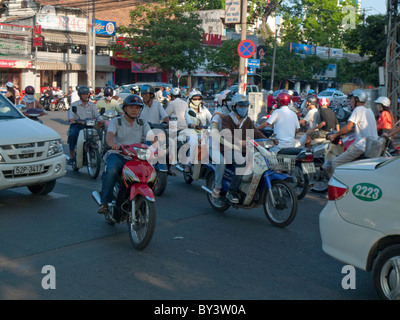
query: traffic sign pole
238 0 247 95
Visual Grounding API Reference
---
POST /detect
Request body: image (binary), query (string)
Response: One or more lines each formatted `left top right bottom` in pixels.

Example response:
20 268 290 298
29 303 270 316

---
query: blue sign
247 67 256 75
94 19 116 36
248 59 260 68
288 42 316 55
238 39 256 59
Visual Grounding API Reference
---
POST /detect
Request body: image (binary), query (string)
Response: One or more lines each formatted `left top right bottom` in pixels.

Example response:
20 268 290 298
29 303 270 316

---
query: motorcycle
257 122 315 200
202 139 298 228
39 92 52 111
330 101 351 122
91 143 157 250
309 132 392 194
68 105 102 179
17 104 45 123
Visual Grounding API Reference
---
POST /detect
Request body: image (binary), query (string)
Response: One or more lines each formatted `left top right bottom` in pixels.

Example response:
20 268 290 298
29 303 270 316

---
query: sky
361 0 387 15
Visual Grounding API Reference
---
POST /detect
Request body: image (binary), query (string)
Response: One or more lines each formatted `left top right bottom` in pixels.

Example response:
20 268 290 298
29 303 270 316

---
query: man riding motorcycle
96 86 122 117
221 94 266 203
97 94 153 216
258 91 300 152
140 84 169 124
165 87 188 130
67 85 104 165
329 89 378 171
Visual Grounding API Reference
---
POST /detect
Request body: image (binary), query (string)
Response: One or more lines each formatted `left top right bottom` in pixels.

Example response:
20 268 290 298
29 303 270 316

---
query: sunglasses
192 98 202 101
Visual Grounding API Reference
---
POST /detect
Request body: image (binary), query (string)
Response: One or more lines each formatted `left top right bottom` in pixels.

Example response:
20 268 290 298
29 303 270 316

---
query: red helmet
25 85 35 95
276 92 290 106
319 98 329 106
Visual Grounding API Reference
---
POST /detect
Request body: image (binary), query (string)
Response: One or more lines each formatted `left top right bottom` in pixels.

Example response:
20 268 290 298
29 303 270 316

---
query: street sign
248 59 260 68
237 39 256 59
247 67 256 75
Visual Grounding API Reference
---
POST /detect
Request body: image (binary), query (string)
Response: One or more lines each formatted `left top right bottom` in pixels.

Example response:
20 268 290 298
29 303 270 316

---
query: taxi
319 156 400 300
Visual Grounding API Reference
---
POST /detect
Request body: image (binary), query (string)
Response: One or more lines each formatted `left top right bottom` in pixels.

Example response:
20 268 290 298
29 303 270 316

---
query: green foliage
114 1 206 74
206 39 240 74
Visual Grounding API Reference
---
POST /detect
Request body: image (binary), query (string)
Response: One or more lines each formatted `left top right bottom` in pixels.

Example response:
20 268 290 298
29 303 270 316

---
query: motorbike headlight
47 139 63 157
133 147 150 161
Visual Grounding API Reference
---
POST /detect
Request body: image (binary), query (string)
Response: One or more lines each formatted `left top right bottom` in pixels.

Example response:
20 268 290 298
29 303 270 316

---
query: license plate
301 162 316 174
13 164 44 175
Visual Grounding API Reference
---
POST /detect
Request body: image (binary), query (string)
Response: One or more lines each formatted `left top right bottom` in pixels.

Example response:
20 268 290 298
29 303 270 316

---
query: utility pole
87 0 95 89
386 0 400 121
270 25 278 92
238 0 247 95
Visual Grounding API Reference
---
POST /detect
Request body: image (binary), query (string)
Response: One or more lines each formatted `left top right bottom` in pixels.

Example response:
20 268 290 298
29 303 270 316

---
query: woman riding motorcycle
20 86 43 109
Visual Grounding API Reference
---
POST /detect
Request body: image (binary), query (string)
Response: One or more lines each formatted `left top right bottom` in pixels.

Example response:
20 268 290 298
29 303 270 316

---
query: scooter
202 139 298 228
99 108 120 156
17 104 45 124
91 143 157 250
68 105 102 179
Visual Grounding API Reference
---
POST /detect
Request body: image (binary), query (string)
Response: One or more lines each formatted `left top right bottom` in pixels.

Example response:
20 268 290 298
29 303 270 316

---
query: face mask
236 107 248 118
191 100 201 108
105 96 112 101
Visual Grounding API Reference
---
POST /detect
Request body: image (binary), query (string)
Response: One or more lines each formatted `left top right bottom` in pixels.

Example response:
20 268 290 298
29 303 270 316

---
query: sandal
212 188 221 198
168 170 177 176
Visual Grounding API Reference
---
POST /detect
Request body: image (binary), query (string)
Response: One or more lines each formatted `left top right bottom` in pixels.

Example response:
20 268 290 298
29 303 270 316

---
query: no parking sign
237 39 256 59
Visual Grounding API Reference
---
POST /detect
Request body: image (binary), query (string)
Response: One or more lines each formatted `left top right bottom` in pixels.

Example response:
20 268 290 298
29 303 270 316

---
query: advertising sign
94 19 116 36
316 46 343 59
36 13 87 33
0 59 32 68
0 31 31 58
225 0 241 24
288 42 316 55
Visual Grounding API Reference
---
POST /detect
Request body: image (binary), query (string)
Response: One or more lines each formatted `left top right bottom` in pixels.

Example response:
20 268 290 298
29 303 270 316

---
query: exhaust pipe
91 191 101 206
201 185 213 195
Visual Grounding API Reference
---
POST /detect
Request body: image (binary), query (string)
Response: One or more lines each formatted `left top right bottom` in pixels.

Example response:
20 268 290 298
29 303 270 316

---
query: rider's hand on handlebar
110 143 120 151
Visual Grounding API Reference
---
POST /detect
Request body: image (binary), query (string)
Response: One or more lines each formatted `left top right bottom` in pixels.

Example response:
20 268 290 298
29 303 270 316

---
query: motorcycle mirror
72 106 77 113
16 104 26 112
188 110 197 117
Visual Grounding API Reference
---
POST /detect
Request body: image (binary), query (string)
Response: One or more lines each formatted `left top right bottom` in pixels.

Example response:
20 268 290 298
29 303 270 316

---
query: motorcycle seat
277 147 304 156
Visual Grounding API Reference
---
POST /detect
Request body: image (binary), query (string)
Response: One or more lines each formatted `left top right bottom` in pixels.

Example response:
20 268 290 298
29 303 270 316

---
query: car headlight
0 153 4 163
47 139 64 157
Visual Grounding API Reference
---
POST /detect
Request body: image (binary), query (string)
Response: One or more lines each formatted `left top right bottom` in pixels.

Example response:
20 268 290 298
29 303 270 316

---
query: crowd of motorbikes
23 88 399 251
39 91 69 111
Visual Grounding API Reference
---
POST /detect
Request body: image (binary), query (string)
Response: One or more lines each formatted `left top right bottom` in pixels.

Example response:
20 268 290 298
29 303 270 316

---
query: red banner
0 60 32 68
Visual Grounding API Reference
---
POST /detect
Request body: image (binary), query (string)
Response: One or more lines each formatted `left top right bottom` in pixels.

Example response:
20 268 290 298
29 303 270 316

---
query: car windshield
319 91 334 97
0 96 23 119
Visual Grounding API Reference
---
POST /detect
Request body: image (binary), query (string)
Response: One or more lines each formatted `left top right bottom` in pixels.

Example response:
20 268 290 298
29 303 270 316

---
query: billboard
94 20 116 36
288 42 316 55
225 0 241 24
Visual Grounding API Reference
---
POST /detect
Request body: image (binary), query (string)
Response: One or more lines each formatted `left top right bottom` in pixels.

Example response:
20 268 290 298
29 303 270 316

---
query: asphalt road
0 111 378 302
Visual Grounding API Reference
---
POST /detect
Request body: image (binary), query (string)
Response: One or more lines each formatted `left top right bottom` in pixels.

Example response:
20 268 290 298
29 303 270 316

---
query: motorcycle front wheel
310 169 330 193
87 146 101 179
264 180 297 228
128 195 156 250
57 102 65 111
153 170 168 196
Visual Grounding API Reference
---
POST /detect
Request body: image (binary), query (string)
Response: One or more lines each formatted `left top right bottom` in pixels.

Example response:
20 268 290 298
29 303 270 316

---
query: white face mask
191 100 201 108
105 96 112 101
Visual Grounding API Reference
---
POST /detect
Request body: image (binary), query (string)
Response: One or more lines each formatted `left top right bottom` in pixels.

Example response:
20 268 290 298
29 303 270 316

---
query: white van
0 95 66 194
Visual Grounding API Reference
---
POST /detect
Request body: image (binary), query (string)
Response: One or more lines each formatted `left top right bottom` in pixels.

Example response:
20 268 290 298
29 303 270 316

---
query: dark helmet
141 84 155 95
25 85 35 95
104 86 114 97
78 85 90 96
306 95 318 105
276 92 290 106
123 94 144 109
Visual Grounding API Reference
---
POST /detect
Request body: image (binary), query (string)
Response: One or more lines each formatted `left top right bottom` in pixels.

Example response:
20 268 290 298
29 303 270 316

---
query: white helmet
188 90 202 100
171 87 181 96
5 82 14 88
374 96 391 108
349 89 368 103
217 89 232 106
287 90 294 96
231 94 249 107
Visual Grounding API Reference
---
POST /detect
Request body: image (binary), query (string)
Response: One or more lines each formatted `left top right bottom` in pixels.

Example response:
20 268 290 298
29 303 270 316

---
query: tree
279 0 361 48
115 1 206 77
206 39 241 75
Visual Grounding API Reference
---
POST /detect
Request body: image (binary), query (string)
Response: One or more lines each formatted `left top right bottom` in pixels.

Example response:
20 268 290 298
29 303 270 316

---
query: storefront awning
41 32 113 47
34 61 115 72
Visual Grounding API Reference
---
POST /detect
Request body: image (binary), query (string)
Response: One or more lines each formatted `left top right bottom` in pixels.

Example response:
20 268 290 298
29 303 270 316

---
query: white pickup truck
0 95 66 194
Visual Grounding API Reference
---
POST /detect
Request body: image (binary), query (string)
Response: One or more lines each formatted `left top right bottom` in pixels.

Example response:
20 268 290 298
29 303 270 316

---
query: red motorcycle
92 143 157 250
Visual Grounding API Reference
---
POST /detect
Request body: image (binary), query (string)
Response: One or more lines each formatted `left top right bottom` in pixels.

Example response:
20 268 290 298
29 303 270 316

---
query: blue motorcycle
202 139 298 228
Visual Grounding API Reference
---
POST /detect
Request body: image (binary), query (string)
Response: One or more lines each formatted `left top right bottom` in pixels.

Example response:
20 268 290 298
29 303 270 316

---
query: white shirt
139 100 168 124
303 107 321 129
267 106 300 148
348 105 378 151
185 106 212 127
165 97 188 130
71 91 79 104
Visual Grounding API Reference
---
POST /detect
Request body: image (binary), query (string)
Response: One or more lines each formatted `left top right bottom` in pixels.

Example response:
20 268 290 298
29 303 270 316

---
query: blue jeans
209 146 225 189
100 153 128 204
67 123 84 154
